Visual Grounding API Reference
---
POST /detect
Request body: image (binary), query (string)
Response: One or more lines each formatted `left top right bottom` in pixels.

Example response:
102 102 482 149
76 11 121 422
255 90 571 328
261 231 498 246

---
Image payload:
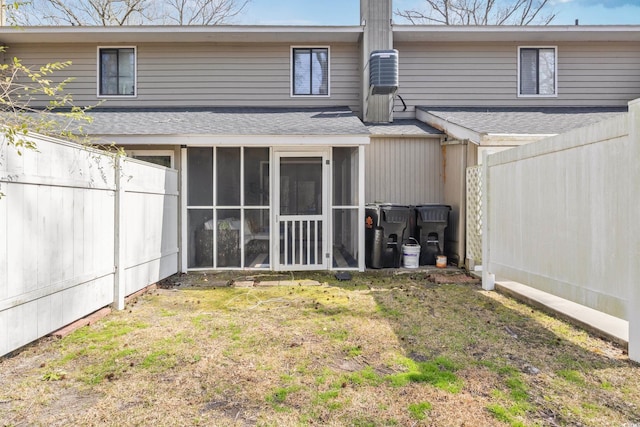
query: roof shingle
80 107 369 136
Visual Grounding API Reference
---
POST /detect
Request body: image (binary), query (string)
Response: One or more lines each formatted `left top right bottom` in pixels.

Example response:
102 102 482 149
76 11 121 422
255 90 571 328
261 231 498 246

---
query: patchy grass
408 401 433 420
0 270 638 427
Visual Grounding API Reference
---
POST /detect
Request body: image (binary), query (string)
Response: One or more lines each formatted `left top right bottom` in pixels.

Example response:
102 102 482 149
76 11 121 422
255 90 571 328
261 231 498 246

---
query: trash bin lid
415 205 451 222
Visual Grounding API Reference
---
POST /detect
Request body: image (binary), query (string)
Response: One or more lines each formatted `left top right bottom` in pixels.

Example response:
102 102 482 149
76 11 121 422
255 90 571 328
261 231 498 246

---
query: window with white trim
291 47 329 96
98 47 136 97
518 47 556 96
128 150 174 168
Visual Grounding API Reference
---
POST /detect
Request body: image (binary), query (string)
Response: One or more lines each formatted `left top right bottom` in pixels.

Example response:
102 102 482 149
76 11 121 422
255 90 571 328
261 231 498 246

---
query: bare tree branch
7 0 250 26
0 46 95 157
395 0 556 26
160 0 250 25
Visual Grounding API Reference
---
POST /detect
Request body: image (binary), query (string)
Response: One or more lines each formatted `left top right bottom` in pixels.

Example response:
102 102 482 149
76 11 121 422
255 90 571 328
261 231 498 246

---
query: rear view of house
1 0 639 275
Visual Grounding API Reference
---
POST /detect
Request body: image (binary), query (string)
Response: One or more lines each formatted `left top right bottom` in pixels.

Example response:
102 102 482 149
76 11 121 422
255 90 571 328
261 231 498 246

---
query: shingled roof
417 106 628 145
366 119 443 137
80 107 369 137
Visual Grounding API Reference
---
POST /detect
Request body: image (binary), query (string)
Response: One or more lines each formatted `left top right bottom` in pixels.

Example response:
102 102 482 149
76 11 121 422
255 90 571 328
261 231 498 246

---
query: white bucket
436 254 447 268
402 239 421 269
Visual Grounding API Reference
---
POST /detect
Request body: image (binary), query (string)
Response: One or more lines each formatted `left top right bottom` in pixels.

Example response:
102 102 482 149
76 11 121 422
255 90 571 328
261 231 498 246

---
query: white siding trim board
101 135 370 146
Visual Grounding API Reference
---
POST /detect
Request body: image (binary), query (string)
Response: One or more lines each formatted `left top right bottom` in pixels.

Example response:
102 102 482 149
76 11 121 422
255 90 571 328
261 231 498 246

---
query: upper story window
291 47 329 97
518 47 557 97
98 47 136 97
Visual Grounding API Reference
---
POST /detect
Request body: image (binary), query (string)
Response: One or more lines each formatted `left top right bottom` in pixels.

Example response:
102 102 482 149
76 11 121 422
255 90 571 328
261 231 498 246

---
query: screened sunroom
184 145 365 271
81 107 369 272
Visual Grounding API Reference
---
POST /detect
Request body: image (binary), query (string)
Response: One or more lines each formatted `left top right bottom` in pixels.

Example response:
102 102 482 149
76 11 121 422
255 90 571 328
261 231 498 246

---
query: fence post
180 146 188 273
628 99 640 363
481 150 495 291
113 155 126 310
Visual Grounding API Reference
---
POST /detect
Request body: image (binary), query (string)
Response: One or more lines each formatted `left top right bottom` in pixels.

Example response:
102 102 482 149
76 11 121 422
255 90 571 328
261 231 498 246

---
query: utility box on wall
369 49 399 95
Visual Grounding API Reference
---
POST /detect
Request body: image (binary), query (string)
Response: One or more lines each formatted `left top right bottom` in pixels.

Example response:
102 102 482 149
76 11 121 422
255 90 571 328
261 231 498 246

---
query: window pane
333 209 359 268
217 209 241 268
244 148 269 206
118 48 135 95
312 49 328 95
100 48 135 95
133 155 172 168
188 209 214 268
280 157 322 215
100 49 118 95
538 49 555 95
187 148 213 206
333 147 358 206
293 48 328 96
244 209 270 268
217 148 241 206
294 49 311 95
520 48 538 95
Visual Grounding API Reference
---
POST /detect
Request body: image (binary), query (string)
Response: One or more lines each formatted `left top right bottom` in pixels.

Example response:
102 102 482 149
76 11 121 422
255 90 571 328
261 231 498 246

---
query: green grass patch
505 376 529 403
318 326 349 341
41 370 67 381
408 401 432 420
387 356 463 393
376 305 402 318
486 369 532 426
80 348 138 385
346 345 363 357
140 349 177 372
557 369 585 385
316 389 339 403
63 320 149 346
160 308 178 317
190 314 210 330
266 385 301 411
315 367 332 385
227 323 243 341
341 366 383 387
487 403 527 427
600 380 613 390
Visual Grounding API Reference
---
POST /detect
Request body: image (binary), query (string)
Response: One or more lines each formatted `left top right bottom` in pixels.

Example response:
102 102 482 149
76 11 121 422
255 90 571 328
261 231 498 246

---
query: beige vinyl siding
365 137 443 205
8 42 361 114
395 41 640 110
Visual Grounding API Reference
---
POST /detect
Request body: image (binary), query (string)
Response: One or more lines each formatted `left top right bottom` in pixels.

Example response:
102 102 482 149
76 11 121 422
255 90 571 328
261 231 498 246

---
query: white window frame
517 46 558 98
290 46 331 98
97 46 137 98
127 149 174 168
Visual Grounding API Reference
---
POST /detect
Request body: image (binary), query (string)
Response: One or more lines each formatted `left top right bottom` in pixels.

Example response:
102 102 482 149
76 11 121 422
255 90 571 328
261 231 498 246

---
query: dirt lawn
1 271 638 426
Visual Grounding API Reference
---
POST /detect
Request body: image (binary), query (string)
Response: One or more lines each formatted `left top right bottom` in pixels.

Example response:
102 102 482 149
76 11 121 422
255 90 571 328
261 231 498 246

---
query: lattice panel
466 165 483 266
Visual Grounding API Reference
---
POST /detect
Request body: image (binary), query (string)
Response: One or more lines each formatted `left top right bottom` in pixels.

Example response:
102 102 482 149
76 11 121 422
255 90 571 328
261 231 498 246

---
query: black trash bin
365 204 413 268
414 204 451 265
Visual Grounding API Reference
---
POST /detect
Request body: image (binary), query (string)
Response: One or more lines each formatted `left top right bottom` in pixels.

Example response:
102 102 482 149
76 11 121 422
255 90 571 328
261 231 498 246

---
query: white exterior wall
0 134 178 356
482 100 640 361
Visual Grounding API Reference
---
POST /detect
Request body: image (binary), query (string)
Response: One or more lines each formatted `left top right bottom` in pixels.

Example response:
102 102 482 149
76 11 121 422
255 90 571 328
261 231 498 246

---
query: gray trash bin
414 204 451 265
365 203 413 268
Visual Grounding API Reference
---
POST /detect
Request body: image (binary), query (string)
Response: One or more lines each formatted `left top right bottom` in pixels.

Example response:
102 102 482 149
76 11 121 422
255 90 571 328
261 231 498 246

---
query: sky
236 0 640 26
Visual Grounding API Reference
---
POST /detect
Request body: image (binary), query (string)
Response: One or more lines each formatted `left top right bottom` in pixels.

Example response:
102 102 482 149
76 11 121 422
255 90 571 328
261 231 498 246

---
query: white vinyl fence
0 133 178 356
482 99 640 362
